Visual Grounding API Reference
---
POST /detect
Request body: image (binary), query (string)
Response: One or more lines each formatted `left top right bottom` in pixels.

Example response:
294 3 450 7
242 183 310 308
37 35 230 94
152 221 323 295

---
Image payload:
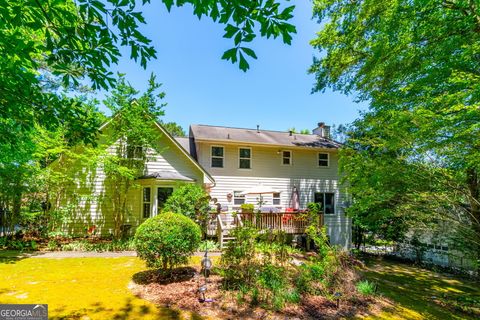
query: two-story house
57 119 351 248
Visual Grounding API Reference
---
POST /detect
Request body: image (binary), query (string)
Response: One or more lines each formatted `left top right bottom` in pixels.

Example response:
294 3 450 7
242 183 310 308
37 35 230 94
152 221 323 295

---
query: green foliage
288 128 311 134
295 262 325 294
0 116 102 240
0 0 296 157
161 122 186 137
310 0 480 259
101 73 167 239
134 213 201 272
220 225 259 287
197 240 220 252
240 203 255 212
306 225 330 258
47 240 59 251
220 226 302 311
305 202 330 257
1 0 296 239
356 280 376 296
0 237 38 251
60 239 136 252
255 263 290 310
163 184 209 220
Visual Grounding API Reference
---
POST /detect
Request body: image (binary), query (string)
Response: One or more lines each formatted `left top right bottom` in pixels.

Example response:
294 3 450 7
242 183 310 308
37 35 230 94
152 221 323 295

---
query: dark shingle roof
190 125 341 149
137 171 195 181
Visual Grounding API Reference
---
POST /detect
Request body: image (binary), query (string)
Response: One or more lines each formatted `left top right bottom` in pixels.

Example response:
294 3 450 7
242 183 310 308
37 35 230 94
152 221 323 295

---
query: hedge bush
162 184 209 220
134 212 201 272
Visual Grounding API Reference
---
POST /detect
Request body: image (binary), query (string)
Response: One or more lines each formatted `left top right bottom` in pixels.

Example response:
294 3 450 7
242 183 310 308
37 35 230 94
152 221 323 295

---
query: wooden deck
207 212 324 247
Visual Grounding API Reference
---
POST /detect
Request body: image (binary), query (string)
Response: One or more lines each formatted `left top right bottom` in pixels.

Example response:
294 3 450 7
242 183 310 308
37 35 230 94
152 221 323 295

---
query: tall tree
102 74 166 239
162 122 186 137
310 0 480 258
1 0 296 149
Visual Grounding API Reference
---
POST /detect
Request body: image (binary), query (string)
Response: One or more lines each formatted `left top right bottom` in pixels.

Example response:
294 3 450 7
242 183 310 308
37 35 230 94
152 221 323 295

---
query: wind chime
197 247 214 303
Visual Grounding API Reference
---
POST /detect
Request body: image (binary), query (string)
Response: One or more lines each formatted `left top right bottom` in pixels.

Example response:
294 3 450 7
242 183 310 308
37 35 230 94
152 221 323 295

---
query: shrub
256 263 289 310
220 225 258 287
220 226 298 311
163 184 209 220
356 280 376 296
0 237 39 251
198 240 219 252
134 212 201 272
47 240 58 251
240 203 254 213
295 261 325 294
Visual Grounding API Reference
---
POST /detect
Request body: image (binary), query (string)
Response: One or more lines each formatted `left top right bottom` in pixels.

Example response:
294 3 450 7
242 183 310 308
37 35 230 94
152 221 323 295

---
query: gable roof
190 124 342 149
151 121 215 185
98 115 215 185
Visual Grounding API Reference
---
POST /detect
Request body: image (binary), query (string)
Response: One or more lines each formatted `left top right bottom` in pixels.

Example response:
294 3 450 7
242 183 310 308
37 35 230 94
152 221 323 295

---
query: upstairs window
314 192 335 214
282 150 292 165
318 153 329 167
211 146 224 168
233 191 245 205
126 145 143 160
142 187 151 218
239 147 251 169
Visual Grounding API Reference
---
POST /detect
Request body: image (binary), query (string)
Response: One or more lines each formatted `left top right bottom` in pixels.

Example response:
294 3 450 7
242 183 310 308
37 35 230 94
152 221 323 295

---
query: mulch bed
128 265 376 319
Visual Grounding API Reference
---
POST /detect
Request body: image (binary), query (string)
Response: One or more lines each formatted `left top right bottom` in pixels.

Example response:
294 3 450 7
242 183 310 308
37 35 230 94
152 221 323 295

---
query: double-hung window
318 153 329 167
282 151 292 165
314 192 335 214
211 146 224 168
239 147 251 169
233 191 245 205
272 192 281 205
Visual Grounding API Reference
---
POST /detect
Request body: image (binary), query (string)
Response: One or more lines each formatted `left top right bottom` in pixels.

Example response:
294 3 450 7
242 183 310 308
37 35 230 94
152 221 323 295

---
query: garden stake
198 247 214 303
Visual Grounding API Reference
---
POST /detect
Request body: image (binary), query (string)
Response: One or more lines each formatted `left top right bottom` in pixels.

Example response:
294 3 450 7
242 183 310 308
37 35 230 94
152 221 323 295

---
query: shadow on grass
359 256 480 319
0 250 44 264
132 267 197 285
48 298 194 320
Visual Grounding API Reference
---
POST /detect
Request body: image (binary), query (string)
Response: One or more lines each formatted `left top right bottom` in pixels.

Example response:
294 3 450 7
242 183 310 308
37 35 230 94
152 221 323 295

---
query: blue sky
98 1 367 133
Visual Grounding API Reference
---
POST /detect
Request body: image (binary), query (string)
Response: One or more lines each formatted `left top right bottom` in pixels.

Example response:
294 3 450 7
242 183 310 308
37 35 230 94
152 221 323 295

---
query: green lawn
0 251 212 319
1 251 478 319
360 257 480 320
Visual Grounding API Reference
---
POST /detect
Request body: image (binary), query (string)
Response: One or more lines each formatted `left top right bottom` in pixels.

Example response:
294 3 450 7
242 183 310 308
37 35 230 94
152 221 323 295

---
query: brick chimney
313 122 331 138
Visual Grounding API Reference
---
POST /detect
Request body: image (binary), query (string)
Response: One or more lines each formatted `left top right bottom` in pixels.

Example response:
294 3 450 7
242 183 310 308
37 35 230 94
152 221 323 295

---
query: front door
157 187 173 214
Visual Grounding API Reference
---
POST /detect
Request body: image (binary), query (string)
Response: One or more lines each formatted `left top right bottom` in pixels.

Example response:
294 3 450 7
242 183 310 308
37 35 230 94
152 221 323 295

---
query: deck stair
217 213 242 249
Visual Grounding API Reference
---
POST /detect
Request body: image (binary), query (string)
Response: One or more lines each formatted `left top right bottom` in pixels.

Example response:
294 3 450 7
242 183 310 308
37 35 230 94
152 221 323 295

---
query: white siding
197 142 351 248
57 130 206 236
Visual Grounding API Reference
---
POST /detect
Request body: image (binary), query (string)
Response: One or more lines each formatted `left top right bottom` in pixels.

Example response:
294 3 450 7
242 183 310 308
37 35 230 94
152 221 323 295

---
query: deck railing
206 212 323 236
240 212 323 234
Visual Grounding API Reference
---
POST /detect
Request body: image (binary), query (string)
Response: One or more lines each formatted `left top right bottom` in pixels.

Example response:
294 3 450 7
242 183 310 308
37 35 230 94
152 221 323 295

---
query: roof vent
289 130 293 136
256 124 260 133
